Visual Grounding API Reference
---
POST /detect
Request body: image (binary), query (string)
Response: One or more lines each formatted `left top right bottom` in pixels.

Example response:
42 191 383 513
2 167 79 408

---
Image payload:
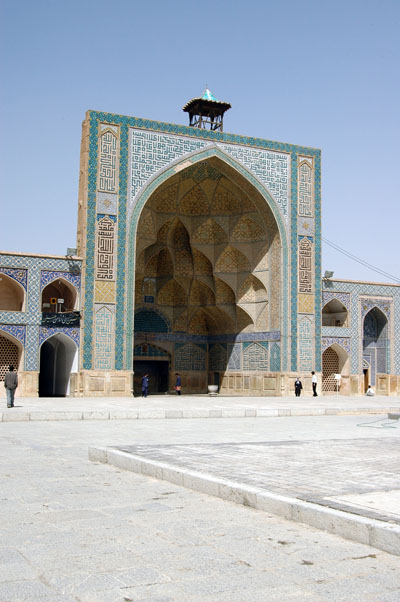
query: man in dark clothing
175 373 182 395
294 377 302 397
4 365 18 408
141 374 149 398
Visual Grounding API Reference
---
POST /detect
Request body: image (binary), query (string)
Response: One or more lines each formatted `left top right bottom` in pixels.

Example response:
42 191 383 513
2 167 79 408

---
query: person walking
175 373 182 395
4 365 18 408
294 377 302 397
141 373 149 398
311 371 318 396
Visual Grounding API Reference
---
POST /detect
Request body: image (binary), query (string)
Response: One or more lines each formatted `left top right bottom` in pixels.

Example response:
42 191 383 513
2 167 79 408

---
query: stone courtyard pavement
1 409 400 601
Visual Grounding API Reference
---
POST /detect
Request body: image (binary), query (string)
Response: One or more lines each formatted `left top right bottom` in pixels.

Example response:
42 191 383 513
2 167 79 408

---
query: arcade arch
322 343 349 392
132 155 284 392
41 278 78 313
322 299 348 327
362 307 388 386
0 332 22 383
39 333 78 397
0 274 25 311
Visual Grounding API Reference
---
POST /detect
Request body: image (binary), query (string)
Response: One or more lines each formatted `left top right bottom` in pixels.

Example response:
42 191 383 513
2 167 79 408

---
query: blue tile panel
115 123 129 370
0 254 82 371
0 324 26 346
314 153 322 372
270 342 281 371
290 153 298 371
322 281 400 374
40 270 81 291
298 317 313 371
175 343 206 371
243 341 269 371
39 327 80 347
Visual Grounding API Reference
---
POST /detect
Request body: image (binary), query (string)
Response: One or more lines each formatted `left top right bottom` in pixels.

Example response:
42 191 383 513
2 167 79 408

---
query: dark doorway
134 360 169 396
39 334 77 397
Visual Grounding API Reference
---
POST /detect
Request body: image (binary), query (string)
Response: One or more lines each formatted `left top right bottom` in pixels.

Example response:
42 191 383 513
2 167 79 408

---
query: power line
322 237 400 284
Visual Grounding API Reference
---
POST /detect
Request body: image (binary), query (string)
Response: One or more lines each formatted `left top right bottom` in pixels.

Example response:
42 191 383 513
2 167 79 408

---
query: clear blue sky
1 0 399 283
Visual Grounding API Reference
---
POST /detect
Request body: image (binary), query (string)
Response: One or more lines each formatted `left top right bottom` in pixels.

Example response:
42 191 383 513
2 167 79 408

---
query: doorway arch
362 307 388 386
127 148 288 390
39 333 77 397
322 343 349 392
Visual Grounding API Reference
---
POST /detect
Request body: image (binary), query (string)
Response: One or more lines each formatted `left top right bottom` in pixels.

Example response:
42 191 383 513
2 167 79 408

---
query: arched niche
363 307 388 344
0 331 23 382
127 148 289 373
322 343 349 392
41 278 79 313
322 299 348 327
363 307 389 380
39 333 78 397
0 274 25 311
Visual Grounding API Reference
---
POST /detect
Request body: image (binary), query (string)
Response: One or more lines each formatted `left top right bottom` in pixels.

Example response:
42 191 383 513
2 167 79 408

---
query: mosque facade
1 94 400 397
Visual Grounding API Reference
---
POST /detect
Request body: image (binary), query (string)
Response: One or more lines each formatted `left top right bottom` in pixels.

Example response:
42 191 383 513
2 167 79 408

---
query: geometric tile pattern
243 341 268 371
322 291 351 311
270 342 281 371
298 316 313 371
0 267 27 289
94 281 116 303
40 270 81 291
175 343 206 371
97 192 118 215
208 343 227 371
298 294 314 314
227 342 241 370
321 336 351 354
221 144 290 221
94 306 114 370
0 324 26 345
39 326 80 346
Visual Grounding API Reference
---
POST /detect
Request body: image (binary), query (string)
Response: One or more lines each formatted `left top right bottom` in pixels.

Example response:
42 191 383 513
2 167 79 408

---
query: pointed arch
0 273 25 311
322 298 348 327
39 332 78 397
0 331 23 381
41 277 79 312
127 146 289 371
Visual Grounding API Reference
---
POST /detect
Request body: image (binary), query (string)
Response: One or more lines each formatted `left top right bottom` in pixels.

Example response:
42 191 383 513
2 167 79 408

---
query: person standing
141 373 149 398
175 373 182 395
294 377 302 397
4 365 18 408
311 371 318 397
